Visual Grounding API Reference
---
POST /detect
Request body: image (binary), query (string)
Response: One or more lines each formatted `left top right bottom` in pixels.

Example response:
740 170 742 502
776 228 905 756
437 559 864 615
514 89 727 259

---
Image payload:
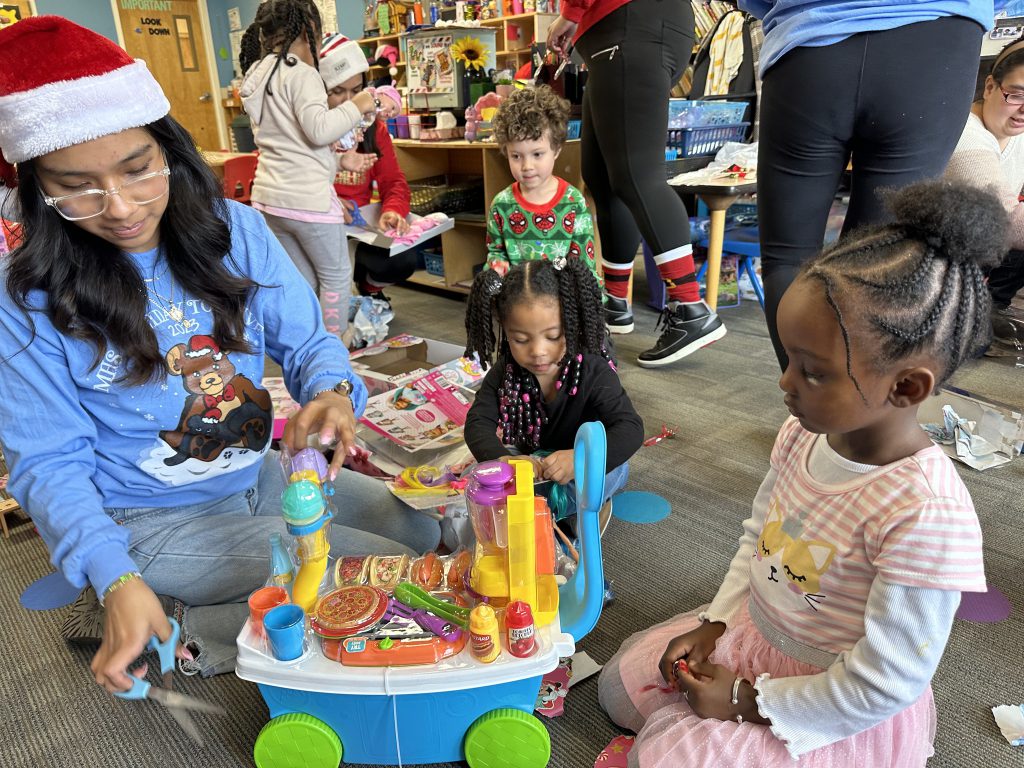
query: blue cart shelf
236 423 609 768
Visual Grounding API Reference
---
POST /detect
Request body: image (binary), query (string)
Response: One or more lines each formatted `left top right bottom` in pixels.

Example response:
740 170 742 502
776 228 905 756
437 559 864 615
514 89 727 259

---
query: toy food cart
236 422 609 767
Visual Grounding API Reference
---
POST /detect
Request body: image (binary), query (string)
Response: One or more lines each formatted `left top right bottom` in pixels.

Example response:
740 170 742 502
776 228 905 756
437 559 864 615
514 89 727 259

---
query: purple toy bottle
465 460 515 552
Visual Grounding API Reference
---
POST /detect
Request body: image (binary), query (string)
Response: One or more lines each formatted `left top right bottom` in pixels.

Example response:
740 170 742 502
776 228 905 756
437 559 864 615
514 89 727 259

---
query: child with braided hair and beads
598 180 997 767
463 258 643 521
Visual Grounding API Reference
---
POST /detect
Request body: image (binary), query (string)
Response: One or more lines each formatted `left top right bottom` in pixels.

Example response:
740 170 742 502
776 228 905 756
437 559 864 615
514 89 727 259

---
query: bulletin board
406 33 456 94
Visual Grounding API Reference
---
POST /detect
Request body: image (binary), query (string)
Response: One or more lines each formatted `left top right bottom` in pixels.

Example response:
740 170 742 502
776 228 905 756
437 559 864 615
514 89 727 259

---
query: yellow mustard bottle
469 604 501 663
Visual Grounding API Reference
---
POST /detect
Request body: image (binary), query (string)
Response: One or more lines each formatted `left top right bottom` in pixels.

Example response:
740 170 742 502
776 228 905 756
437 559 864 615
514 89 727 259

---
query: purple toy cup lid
466 460 514 505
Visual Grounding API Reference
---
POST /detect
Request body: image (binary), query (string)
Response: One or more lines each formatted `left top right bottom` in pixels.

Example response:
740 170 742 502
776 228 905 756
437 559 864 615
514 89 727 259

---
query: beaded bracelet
99 571 142 606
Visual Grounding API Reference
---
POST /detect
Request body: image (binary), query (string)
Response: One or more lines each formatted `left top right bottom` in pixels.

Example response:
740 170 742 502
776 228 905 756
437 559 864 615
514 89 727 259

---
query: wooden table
202 150 256 180
670 176 757 311
391 138 596 294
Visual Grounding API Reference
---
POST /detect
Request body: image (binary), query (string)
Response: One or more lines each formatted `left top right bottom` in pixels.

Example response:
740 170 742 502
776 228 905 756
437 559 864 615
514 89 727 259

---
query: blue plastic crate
668 100 747 130
667 123 749 158
567 119 581 139
422 248 445 277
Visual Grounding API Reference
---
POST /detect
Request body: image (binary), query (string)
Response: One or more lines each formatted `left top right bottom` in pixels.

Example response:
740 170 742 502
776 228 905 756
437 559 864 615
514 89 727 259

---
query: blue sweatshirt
0 200 367 596
741 0 992 75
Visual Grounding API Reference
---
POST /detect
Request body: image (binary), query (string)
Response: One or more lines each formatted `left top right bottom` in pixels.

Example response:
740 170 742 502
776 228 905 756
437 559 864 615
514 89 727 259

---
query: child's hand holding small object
540 449 574 484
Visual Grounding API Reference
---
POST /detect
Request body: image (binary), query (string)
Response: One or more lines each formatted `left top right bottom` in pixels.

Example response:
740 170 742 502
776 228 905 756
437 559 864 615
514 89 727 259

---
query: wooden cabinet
392 138 591 294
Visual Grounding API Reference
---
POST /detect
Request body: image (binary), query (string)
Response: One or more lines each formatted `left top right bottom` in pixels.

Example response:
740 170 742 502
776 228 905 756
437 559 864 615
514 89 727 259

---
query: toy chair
222 154 258 204
236 422 610 767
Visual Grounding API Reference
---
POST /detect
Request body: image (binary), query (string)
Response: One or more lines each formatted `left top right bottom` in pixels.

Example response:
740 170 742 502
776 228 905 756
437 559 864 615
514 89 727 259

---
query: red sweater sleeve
370 122 410 218
560 0 596 23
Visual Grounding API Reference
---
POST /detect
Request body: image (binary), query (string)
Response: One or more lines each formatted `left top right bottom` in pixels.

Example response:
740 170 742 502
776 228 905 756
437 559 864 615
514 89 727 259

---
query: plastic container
466 460 515 550
667 123 749 158
505 600 537 658
422 247 445 276
469 604 501 663
566 119 581 140
667 99 747 130
395 115 410 139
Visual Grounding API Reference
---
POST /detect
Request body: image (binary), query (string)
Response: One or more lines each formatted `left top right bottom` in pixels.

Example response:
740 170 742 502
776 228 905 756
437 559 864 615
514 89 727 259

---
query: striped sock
654 244 700 303
602 259 633 300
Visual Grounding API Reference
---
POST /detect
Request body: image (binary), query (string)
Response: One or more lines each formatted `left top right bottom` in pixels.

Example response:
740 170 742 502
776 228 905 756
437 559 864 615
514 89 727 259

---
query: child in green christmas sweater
486 86 600 285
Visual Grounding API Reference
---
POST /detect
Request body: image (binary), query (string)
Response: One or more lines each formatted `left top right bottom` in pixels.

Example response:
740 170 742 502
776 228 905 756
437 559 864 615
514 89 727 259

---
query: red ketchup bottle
505 600 537 658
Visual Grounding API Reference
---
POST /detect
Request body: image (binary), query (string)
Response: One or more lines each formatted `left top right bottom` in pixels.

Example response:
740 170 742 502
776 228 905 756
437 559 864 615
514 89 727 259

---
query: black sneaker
604 295 634 334
637 301 726 367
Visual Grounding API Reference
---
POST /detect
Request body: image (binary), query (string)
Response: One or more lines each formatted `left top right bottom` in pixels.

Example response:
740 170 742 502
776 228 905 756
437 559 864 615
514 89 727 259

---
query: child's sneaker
604 295 634 334
637 300 726 367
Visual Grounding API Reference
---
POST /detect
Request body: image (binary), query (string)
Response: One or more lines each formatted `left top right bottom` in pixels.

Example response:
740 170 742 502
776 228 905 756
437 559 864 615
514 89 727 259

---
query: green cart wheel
253 713 343 768
464 708 551 768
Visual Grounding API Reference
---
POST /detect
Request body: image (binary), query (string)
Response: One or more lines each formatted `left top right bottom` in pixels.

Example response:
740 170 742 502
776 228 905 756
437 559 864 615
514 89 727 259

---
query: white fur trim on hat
319 40 369 90
0 60 169 163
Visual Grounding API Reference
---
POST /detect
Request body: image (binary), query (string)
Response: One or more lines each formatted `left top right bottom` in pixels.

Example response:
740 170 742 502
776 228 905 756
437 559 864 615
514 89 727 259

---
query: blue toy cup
263 603 306 661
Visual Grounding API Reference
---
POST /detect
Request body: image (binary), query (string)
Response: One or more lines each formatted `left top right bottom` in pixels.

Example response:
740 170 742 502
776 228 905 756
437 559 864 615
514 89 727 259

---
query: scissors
114 618 225 746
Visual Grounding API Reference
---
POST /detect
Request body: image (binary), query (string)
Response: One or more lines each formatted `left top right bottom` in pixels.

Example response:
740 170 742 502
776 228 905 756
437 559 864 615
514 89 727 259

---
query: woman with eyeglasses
749 0 991 371
945 37 1024 355
0 17 438 694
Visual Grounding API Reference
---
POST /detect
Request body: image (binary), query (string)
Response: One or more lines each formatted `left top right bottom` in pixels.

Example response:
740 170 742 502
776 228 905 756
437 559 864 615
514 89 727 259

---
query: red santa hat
0 16 170 165
186 335 223 360
319 33 369 90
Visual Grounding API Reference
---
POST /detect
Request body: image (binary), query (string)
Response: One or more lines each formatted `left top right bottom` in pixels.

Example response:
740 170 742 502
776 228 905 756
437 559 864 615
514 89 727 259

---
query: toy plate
312 585 389 638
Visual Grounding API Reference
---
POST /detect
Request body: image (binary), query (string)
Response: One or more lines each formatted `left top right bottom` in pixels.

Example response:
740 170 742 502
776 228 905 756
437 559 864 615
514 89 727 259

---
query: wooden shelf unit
391 138 594 295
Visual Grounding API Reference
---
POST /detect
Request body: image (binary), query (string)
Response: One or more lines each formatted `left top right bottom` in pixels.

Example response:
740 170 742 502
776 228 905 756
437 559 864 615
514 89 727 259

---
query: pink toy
373 43 400 77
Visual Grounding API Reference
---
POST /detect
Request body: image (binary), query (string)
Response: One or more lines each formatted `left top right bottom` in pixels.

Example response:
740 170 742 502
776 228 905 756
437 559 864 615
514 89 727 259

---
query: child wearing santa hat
0 15 439 697
237 0 378 340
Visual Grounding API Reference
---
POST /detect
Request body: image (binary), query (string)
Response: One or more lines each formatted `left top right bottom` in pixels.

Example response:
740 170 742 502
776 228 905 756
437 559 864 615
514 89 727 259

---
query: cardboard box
346 203 453 257
349 334 482 397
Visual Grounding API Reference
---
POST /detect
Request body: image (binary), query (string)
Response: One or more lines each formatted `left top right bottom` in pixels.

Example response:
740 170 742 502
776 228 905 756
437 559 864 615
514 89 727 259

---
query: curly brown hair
492 85 570 153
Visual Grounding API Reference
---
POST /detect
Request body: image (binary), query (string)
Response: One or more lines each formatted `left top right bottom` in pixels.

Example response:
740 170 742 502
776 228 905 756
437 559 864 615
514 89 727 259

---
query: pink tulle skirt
599 602 935 768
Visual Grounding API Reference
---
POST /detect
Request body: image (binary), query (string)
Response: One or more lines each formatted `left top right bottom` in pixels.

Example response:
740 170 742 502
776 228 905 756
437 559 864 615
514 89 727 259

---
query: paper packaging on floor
920 386 1024 470
346 203 453 256
992 704 1024 746
349 333 484 397
535 652 603 719
594 735 635 767
359 369 474 452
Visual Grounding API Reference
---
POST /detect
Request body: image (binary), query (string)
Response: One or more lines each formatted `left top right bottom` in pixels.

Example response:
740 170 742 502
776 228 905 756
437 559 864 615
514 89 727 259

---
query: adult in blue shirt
747 0 993 368
0 17 439 690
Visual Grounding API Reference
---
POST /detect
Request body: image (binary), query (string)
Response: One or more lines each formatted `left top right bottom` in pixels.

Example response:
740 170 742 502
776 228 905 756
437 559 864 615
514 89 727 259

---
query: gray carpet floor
1 276 1021 768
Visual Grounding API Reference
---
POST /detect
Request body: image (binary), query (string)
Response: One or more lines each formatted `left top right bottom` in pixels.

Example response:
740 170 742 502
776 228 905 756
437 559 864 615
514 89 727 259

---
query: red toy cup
249 585 289 636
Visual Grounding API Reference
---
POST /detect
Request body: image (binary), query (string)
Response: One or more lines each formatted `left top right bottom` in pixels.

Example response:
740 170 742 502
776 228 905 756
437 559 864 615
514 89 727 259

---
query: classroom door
116 0 222 148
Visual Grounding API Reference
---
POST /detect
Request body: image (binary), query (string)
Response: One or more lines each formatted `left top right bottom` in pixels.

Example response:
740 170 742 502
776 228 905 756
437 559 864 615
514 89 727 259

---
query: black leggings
990 249 1024 309
354 243 419 288
757 16 983 367
576 0 694 265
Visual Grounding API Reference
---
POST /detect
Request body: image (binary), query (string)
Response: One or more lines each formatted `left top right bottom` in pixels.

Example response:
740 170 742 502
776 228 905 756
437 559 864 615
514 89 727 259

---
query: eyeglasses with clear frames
43 167 171 221
1000 88 1024 106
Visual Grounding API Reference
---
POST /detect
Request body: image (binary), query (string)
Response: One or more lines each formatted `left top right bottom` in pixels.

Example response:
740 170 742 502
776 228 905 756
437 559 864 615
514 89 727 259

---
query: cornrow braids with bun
802 180 1007 389
464 259 608 451
239 0 321 98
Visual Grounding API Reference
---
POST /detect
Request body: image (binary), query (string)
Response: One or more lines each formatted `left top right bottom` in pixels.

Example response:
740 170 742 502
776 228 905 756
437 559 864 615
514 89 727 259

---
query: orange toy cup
249 585 290 636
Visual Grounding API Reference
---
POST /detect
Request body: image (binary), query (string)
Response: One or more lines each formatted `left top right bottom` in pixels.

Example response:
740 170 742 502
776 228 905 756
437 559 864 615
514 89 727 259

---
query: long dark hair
239 0 321 96
6 116 256 385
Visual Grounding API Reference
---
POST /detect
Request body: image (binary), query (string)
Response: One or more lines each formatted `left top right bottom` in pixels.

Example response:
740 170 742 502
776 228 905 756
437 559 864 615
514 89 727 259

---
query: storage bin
566 119 581 140
667 123 749 158
422 248 445 276
395 115 410 139
408 175 485 216
668 100 747 130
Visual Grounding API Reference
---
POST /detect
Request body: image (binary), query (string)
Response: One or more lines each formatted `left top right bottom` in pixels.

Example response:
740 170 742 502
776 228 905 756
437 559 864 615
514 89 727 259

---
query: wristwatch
313 379 353 401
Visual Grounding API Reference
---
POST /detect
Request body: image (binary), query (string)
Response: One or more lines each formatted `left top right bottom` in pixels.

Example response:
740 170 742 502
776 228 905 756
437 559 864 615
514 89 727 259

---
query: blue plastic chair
695 225 764 309
558 421 607 643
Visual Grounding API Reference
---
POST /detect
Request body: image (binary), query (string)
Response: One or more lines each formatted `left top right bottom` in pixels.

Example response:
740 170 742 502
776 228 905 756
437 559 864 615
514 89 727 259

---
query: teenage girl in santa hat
0 16 439 693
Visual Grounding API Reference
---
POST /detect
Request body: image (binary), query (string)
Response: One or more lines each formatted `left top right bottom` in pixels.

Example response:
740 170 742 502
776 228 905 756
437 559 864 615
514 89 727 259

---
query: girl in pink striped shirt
599 180 1002 767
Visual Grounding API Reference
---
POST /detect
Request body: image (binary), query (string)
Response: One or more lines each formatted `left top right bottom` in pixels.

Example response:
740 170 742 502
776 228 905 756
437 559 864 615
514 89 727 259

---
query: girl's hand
351 89 377 116
546 16 578 59
540 450 574 484
339 151 377 173
379 210 410 234
674 660 741 720
284 391 357 481
91 578 190 693
499 454 545 478
658 620 726 685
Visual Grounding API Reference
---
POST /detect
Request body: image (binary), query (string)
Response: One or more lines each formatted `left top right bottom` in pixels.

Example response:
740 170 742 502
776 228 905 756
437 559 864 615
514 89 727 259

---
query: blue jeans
106 451 440 675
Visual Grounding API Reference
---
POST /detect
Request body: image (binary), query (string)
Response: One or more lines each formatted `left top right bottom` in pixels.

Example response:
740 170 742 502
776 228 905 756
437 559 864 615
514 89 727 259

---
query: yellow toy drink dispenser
465 459 558 626
281 448 333 613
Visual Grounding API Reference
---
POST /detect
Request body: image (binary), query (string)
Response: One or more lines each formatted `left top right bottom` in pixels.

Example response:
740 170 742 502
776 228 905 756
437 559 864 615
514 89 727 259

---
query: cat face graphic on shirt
753 500 836 611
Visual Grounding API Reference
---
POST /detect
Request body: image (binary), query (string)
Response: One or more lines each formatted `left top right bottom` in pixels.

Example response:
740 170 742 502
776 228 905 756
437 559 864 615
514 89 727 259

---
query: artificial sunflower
451 36 489 72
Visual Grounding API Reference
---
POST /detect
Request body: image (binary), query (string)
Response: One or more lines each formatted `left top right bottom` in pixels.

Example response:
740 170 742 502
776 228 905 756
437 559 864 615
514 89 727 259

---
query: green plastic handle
393 582 470 629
